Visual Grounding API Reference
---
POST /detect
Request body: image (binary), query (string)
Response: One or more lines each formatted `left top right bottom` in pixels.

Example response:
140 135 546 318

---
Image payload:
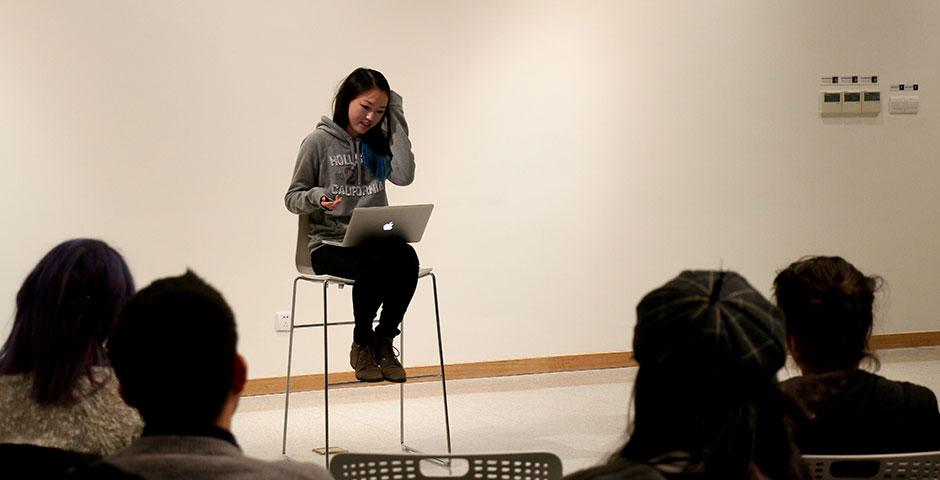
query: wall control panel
820 91 842 114
819 74 880 116
842 91 862 113
889 95 920 114
862 91 881 114
887 83 921 115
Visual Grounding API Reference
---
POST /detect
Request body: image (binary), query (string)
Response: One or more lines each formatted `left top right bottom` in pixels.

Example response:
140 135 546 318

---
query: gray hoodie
285 92 415 253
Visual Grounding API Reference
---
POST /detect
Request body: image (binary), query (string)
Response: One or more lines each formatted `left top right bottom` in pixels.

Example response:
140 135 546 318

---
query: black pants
311 239 419 345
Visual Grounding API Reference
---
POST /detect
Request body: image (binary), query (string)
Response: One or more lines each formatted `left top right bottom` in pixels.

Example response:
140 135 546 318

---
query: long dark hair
621 369 801 479
618 271 805 479
332 67 393 178
0 239 135 404
773 255 881 372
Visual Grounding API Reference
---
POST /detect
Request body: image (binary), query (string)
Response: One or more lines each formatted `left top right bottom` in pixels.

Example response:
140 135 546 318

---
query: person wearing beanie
566 271 805 480
774 256 940 454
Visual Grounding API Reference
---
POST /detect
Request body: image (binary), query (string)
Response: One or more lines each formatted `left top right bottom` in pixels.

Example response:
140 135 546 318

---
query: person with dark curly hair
774 256 940 454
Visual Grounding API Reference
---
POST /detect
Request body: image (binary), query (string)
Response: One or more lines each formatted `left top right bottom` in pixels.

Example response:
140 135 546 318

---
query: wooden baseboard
869 331 940 350
242 331 938 397
243 351 633 396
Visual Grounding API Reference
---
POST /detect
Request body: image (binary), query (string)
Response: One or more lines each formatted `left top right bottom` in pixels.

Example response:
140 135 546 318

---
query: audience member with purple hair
0 239 143 455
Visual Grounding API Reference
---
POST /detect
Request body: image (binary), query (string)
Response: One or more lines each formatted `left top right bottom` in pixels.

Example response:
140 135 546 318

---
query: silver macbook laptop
322 204 434 248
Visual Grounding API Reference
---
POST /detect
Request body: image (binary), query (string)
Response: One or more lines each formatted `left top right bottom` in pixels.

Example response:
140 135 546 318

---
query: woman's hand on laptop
320 195 343 210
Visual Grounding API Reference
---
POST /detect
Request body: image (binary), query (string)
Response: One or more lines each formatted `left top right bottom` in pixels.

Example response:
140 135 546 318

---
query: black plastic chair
0 443 99 479
803 451 940 479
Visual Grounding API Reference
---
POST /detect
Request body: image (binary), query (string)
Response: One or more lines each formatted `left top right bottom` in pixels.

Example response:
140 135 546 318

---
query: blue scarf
360 142 391 181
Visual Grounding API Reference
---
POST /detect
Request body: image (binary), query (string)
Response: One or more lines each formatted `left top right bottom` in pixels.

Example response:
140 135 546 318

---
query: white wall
2 1 938 379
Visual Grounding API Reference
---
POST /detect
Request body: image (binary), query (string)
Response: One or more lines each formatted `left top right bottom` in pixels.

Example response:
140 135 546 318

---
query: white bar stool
282 215 452 465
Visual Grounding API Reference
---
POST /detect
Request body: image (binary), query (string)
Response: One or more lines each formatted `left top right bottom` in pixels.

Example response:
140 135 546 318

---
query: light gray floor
232 347 940 475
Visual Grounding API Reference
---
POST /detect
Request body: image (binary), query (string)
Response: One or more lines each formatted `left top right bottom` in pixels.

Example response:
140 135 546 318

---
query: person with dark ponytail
774 256 940 454
0 239 142 455
285 67 416 383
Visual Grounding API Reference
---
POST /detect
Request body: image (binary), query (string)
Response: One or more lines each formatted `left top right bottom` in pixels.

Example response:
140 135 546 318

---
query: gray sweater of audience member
284 91 415 254
0 368 142 455
103 435 332 480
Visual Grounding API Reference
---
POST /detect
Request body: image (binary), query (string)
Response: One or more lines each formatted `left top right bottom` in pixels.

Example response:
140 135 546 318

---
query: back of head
773 256 880 372
0 238 135 404
107 270 237 428
633 270 786 386
624 270 792 478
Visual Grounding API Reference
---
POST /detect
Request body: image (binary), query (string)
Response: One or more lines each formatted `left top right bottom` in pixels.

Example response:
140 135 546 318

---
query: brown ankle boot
350 342 383 382
374 336 407 383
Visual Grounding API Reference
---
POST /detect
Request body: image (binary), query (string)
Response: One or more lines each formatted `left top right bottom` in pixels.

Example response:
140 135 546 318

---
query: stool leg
282 276 301 455
399 319 405 448
431 273 453 454
323 281 331 467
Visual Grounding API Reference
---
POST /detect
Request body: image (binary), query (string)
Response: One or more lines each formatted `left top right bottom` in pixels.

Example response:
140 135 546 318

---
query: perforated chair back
803 451 940 479
296 214 315 275
330 453 562 480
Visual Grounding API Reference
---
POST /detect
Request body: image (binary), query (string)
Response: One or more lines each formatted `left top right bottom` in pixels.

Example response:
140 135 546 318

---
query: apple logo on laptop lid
383 221 394 231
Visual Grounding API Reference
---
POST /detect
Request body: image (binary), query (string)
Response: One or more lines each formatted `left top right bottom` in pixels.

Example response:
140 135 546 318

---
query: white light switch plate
889 95 920 114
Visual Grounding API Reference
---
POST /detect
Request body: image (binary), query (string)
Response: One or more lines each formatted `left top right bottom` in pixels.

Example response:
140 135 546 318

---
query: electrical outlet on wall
275 312 291 332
